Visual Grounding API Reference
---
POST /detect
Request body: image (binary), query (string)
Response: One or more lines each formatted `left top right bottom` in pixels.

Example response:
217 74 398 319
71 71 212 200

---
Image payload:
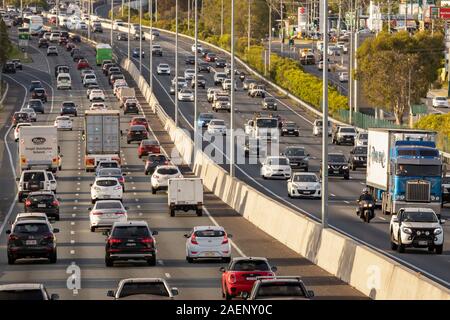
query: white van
49 32 60 42
57 73 72 90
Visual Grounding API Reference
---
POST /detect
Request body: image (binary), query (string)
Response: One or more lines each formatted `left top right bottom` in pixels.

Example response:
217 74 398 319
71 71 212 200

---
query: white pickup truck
168 178 203 217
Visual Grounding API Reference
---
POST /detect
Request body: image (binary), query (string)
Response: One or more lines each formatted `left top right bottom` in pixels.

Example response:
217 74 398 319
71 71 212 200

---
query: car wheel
397 233 405 253
152 187 157 194
55 215 60 222
127 140 130 144
49 250 57 263
90 226 96 232
147 256 156 266
390 231 398 250
344 175 350 180
225 287 233 300
7 254 15 265
170 209 175 217
187 257 194 263
435 245 443 254
105 257 114 267
196 208 203 216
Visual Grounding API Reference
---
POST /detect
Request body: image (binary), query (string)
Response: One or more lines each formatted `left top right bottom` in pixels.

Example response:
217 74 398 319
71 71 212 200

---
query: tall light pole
87 0 91 40
149 0 153 90
139 0 142 73
230 0 235 177
188 0 190 31
247 0 251 53
127 0 130 60
194 0 199 164
280 0 283 54
155 0 158 22
268 1 272 73
110 0 114 46
321 0 329 229
220 0 224 37
175 0 179 126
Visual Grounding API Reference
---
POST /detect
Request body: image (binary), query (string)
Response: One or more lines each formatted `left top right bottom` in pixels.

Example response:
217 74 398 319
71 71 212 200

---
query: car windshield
0 290 45 300
256 283 306 298
159 64 169 68
267 158 288 166
113 226 150 237
62 103 75 107
285 148 304 157
119 283 169 298
436 97 447 101
156 168 179 175
329 154 346 162
402 211 438 223
95 202 123 210
341 128 356 133
359 133 368 139
200 114 214 120
14 223 50 234
395 164 441 177
293 175 318 183
231 260 270 271
256 119 278 128
284 123 297 128
96 180 118 187
353 147 367 154
195 230 225 237
264 98 275 103
17 216 46 221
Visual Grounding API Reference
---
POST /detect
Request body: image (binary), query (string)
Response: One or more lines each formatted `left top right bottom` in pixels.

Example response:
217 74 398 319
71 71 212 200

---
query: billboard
298 7 307 31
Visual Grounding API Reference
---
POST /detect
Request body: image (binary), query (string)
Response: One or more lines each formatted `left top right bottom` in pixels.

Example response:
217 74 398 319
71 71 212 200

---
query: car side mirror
152 230 158 235
89 183 93 187
271 266 278 272
307 290 315 298
6 230 11 234
219 267 226 273
440 219 446 225
50 293 60 300
16 177 20 182
240 291 249 300
171 288 179 296
88 207 92 211
107 290 115 297
184 234 189 238
53 228 60 233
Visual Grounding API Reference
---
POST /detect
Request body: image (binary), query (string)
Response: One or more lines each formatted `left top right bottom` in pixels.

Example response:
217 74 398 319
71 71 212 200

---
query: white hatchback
260 156 292 179
206 119 226 136
14 123 32 142
287 172 321 199
89 89 106 101
20 108 37 122
83 74 97 87
185 226 232 263
54 116 73 130
177 88 194 101
90 102 107 110
90 177 123 203
432 96 449 108
88 200 128 232
151 165 183 194
157 63 171 75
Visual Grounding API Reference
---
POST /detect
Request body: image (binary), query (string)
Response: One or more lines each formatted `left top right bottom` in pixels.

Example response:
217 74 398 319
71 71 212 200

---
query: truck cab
244 114 279 142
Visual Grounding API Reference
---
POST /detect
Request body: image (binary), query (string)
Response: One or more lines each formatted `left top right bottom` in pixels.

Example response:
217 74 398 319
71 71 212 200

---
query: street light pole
127 0 130 59
321 0 329 229
248 0 251 53
280 0 283 54
194 0 199 164
87 0 91 40
175 0 178 126
188 0 190 31
110 0 114 46
220 0 224 37
155 0 158 22
139 0 142 73
268 2 272 73
230 0 235 177
149 0 153 90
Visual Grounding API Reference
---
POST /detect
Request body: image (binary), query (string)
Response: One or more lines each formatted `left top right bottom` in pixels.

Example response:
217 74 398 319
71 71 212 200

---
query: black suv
185 55 195 65
61 101 78 116
6 220 59 264
144 154 169 175
127 125 148 144
348 146 367 171
282 146 309 171
198 62 211 73
280 121 299 136
321 153 349 180
215 59 227 68
38 38 49 48
2 61 16 73
124 100 140 115
24 191 60 221
105 221 158 267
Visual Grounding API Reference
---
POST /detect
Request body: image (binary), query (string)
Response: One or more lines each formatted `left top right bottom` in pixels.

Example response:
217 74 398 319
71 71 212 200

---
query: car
152 44 163 56
138 139 161 158
107 66 121 76
260 156 291 179
90 102 107 110
31 88 48 102
55 64 70 77
156 63 170 75
200 48 210 57
24 191 60 221
93 24 103 33
215 59 227 68
321 153 349 180
132 47 145 58
262 97 277 110
96 160 121 173
14 212 50 225
82 74 97 87
151 30 160 37
58 36 68 45
287 172 321 199
127 125 148 144
96 168 126 191
0 284 59 300
178 88 194 101
90 177 123 203
38 38 49 48
317 60 331 71
332 126 357 145
280 121 299 136
207 88 222 102
190 74 206 88
355 132 368 146
117 33 127 41
72 52 84 62
46 46 58 56
390 208 445 254
12 59 22 70
88 200 128 232
300 53 316 65
144 154 169 175
20 108 37 122
150 165 183 194
69 34 81 42
60 101 78 116
442 175 450 207
312 119 332 136
17 170 55 202
77 59 90 70
339 71 349 82
112 19 124 30
89 89 106 101
197 112 215 127
212 95 231 112
348 146 367 171
206 119 227 136
248 87 266 98
80 68 95 78
242 276 314 300
185 55 196 64
124 99 140 114
432 96 449 108
2 61 15 73
205 52 217 62
185 226 232 263
49 32 61 43
27 98 45 114
282 146 309 171
12 112 30 127
113 81 128 95
171 76 187 89
66 42 76 52
198 62 211 73
129 116 149 131
110 73 125 86
220 257 277 300
54 115 73 130
6 220 59 264
107 278 178 300
14 122 32 141
103 63 117 75
184 69 196 80
104 221 158 266
134 30 145 40
191 43 203 52
29 81 42 92
214 72 227 85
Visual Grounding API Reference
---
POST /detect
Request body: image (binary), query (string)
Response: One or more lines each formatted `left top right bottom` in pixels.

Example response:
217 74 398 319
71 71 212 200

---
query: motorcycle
356 199 375 223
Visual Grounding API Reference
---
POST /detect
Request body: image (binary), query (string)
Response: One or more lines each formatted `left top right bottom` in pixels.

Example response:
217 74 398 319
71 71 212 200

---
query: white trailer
19 126 59 172
168 178 204 217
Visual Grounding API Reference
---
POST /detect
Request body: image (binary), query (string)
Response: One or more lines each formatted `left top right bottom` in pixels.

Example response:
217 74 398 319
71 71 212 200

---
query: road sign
440 7 450 19
430 6 440 19
19 39 29 47
18 33 30 40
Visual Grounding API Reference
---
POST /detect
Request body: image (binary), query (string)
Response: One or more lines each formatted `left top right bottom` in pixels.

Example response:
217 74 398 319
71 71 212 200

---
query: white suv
17 170 56 202
390 208 445 254
90 177 123 203
151 165 183 194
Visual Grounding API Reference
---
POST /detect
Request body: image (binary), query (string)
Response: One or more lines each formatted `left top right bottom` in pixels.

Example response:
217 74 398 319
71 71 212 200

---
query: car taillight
118 177 125 183
52 200 59 206
222 235 229 244
191 234 198 245
43 234 54 241
141 237 153 244
228 273 237 284
9 235 19 241
114 211 124 215
108 238 122 244
25 200 32 206
92 211 103 215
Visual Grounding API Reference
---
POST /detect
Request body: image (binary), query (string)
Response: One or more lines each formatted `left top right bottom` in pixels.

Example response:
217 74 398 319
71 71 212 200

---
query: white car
54 116 73 130
14 123 32 142
157 63 171 75
191 43 203 53
89 89 105 101
171 76 187 88
355 132 368 146
90 177 123 203
260 156 292 179
432 96 449 108
178 88 194 101
184 69 195 80
390 208 445 254
206 119 226 136
88 200 128 232
312 119 332 136
83 74 97 87
339 71 349 82
46 46 58 56
113 19 124 30
113 81 128 96
90 102 107 110
185 226 232 263
287 172 321 199
151 165 183 194
14 212 50 226
20 108 37 122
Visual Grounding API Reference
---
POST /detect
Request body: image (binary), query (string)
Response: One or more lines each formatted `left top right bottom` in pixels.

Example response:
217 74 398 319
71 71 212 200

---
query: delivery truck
95 43 112 66
84 110 121 172
19 126 59 172
366 128 443 215
168 178 204 217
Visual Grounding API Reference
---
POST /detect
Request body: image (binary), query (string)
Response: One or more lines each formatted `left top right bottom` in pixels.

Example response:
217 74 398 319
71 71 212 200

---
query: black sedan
280 121 300 136
24 191 60 221
127 125 149 144
185 55 196 64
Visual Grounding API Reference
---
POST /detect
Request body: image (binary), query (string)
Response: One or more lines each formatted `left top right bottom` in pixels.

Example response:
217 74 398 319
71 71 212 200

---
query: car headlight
434 228 443 235
436 196 440 201
354 156 359 160
402 227 412 234
342 166 348 169
431 195 436 201
399 195 405 200
363 204 368 207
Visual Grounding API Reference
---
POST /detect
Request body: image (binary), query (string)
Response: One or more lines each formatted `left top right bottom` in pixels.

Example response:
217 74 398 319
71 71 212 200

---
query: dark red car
77 59 90 70
144 154 169 175
12 112 30 127
49 16 57 24
205 52 217 62
220 257 277 300
138 139 161 158
31 88 48 102
129 117 149 131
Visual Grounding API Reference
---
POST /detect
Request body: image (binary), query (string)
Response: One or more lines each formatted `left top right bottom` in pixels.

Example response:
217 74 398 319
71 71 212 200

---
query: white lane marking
379 216 386 221
344 201 349 204
165 273 171 278
71 231 75 235
330 193 336 197
70 250 75 255
70 240 75 244
71 222 75 226
72 213 77 217
157 260 164 265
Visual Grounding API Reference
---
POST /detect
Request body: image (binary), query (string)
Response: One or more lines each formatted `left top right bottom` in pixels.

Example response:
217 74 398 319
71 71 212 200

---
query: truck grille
406 181 430 202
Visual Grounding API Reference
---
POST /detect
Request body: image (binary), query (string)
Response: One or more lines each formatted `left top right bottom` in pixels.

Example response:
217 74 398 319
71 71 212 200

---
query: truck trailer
19 126 59 172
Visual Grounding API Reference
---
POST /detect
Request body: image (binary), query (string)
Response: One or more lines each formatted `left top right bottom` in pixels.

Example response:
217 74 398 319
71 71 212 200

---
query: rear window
0 290 45 300
28 194 54 202
95 202 123 210
17 216 47 221
23 172 45 182
156 168 179 175
99 162 119 168
112 226 150 238
99 169 122 176
256 283 306 298
96 180 118 187
231 260 270 271
195 230 225 237
14 223 50 234
119 282 169 298
341 128 356 133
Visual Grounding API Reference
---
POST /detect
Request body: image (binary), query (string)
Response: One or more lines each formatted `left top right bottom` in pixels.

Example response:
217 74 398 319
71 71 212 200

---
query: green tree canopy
0 20 12 67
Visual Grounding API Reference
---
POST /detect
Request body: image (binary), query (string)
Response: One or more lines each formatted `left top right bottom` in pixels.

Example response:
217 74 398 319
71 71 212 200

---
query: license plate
26 240 37 245
303 191 312 195
204 252 215 257
333 170 339 173
38 204 46 208
126 243 136 247
291 163 298 166
418 240 428 246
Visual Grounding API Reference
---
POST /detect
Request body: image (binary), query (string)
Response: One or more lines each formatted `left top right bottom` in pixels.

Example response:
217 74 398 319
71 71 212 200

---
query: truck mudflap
169 202 203 217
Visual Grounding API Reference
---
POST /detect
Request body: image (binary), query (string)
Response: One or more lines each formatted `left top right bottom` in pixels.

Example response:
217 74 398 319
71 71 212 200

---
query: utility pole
321 0 329 229
139 0 142 73
155 0 158 22
388 0 391 33
353 30 359 114
175 0 178 126
87 0 91 40
110 0 114 46
268 1 272 73
220 0 224 37
194 0 199 164
280 0 283 54
149 0 153 90
248 0 251 53
349 0 354 124
230 0 235 177
187 0 190 31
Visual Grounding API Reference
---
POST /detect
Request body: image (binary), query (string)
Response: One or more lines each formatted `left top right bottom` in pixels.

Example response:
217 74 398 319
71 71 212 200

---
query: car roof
232 257 268 262
95 200 122 204
113 220 148 227
119 278 166 284
28 191 55 196
95 176 119 181
0 283 44 291
155 165 178 170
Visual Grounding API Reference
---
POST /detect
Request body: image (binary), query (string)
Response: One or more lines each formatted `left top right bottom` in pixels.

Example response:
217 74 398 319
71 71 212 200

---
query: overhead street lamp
139 0 142 73
230 0 235 177
149 0 153 90
110 0 114 46
194 0 199 164
321 0 329 229
127 0 130 60
175 0 179 126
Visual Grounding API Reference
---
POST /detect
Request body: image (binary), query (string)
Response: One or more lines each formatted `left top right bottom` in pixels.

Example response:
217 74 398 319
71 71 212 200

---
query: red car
49 17 57 24
77 59 90 70
138 139 161 158
205 53 217 62
129 117 149 131
220 257 276 300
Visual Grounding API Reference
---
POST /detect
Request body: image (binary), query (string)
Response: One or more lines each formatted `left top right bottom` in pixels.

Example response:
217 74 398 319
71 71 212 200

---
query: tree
0 19 12 67
356 31 444 125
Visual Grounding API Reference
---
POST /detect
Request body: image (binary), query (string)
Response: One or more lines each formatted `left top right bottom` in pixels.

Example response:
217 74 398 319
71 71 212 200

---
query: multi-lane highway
91 2 450 288
0 25 366 299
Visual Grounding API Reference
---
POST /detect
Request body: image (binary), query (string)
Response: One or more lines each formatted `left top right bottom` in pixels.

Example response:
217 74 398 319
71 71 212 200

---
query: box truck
168 178 204 217
19 126 59 172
